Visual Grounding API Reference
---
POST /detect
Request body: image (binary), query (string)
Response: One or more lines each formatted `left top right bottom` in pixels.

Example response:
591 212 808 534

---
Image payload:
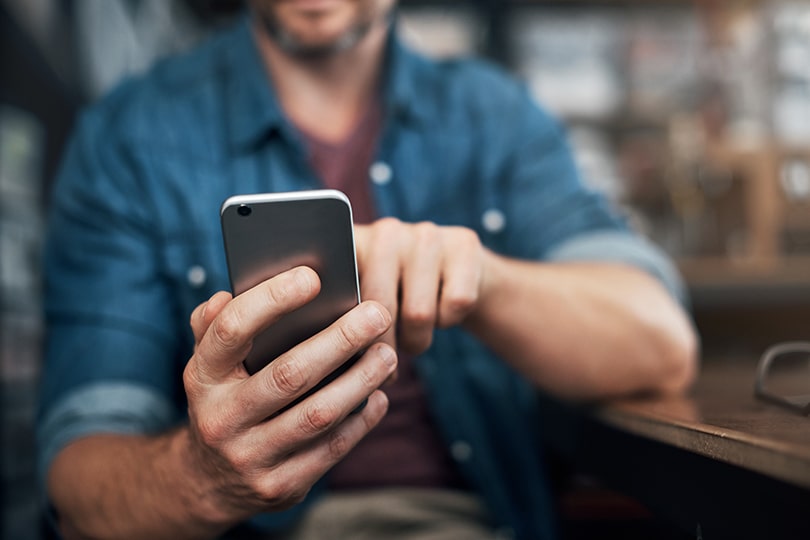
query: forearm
465 251 698 400
48 429 237 540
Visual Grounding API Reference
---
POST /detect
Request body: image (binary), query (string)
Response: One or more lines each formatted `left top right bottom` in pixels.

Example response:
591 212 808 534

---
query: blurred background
3 0 810 538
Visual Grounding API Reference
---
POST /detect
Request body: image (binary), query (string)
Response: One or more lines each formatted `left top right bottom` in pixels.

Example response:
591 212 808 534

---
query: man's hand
354 218 696 400
354 218 487 355
183 266 396 527
47 267 396 539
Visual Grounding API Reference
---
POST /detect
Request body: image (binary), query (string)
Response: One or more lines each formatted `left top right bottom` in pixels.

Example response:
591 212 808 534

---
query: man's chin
283 0 347 15
261 17 373 59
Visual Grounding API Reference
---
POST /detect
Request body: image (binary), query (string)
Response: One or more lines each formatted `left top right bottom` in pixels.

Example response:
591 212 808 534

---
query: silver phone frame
220 189 362 375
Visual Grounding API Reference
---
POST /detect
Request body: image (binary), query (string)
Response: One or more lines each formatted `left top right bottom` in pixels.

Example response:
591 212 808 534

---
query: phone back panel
221 191 360 375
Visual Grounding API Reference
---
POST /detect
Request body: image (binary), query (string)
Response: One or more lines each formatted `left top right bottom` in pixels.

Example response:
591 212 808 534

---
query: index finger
354 222 401 351
193 266 321 381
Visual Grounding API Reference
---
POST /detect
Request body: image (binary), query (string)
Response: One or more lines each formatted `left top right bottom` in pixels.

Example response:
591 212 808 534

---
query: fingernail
202 293 220 319
292 266 314 293
379 345 397 368
365 303 389 331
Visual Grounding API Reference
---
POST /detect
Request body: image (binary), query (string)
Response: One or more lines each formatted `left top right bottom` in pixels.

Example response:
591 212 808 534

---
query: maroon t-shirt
297 105 467 490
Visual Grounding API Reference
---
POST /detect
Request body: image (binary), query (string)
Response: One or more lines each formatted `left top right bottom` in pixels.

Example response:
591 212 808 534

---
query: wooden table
538 357 810 539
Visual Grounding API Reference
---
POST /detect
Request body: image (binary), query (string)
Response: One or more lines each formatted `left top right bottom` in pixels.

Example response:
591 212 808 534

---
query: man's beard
257 10 378 60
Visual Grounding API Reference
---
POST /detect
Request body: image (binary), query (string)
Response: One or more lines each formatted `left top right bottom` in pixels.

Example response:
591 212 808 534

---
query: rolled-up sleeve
489 87 685 306
37 382 177 483
546 230 687 306
37 103 184 486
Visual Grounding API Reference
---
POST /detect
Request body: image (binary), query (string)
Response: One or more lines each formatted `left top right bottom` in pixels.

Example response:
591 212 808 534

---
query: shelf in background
679 256 810 308
678 256 810 355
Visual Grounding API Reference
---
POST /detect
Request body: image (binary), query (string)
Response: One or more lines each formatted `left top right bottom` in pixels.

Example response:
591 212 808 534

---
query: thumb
191 291 232 347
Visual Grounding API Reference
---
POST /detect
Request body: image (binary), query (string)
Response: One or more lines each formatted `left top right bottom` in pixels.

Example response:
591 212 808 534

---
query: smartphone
220 189 361 376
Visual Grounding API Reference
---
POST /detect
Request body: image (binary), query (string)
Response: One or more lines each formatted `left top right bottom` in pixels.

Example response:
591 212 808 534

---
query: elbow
657 315 700 395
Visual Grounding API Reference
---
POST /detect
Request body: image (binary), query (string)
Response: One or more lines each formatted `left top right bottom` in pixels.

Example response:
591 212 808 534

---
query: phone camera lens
237 204 252 217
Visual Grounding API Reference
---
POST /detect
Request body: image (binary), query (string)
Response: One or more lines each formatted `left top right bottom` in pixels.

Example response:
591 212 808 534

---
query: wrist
170 427 243 533
467 247 506 325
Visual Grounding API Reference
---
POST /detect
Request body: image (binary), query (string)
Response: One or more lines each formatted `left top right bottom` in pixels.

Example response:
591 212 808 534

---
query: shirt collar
225 13 430 152
379 24 432 126
225 15 287 152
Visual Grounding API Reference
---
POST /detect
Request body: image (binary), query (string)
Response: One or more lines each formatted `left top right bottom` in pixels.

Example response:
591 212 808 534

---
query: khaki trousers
272 488 500 540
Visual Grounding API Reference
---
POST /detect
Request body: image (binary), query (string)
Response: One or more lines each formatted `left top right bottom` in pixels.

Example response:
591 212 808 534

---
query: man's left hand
354 218 488 355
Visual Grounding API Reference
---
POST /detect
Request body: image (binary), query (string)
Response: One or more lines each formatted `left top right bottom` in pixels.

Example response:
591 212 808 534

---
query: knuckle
263 274 298 308
300 401 340 435
212 310 245 350
327 429 350 461
376 217 402 235
453 226 480 245
439 291 478 326
334 321 363 354
182 362 209 403
357 362 381 390
194 414 227 448
377 216 401 227
182 362 199 394
267 360 307 397
402 304 434 328
280 486 309 507
220 442 253 475
261 478 309 508
414 221 439 240
445 289 478 315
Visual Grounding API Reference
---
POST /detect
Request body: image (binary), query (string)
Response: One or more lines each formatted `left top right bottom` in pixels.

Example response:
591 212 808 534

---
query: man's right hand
183 266 396 527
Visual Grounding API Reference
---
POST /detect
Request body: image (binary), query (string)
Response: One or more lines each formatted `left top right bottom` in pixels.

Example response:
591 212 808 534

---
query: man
38 1 697 538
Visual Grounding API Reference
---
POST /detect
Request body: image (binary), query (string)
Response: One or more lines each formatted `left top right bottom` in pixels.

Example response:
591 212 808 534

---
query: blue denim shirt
39 15 684 540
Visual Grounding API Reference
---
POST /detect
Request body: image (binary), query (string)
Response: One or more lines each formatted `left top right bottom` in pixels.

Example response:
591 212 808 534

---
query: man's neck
252 19 389 144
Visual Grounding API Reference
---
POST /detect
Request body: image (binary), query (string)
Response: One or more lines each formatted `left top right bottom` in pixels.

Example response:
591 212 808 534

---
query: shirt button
482 208 506 233
450 440 473 462
369 161 392 185
187 265 207 288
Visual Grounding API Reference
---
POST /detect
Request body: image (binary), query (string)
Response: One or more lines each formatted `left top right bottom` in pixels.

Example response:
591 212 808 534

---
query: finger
247 390 390 512
238 303 393 425
355 219 403 350
194 266 320 381
244 342 396 455
191 291 232 346
398 222 442 354
437 228 483 328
